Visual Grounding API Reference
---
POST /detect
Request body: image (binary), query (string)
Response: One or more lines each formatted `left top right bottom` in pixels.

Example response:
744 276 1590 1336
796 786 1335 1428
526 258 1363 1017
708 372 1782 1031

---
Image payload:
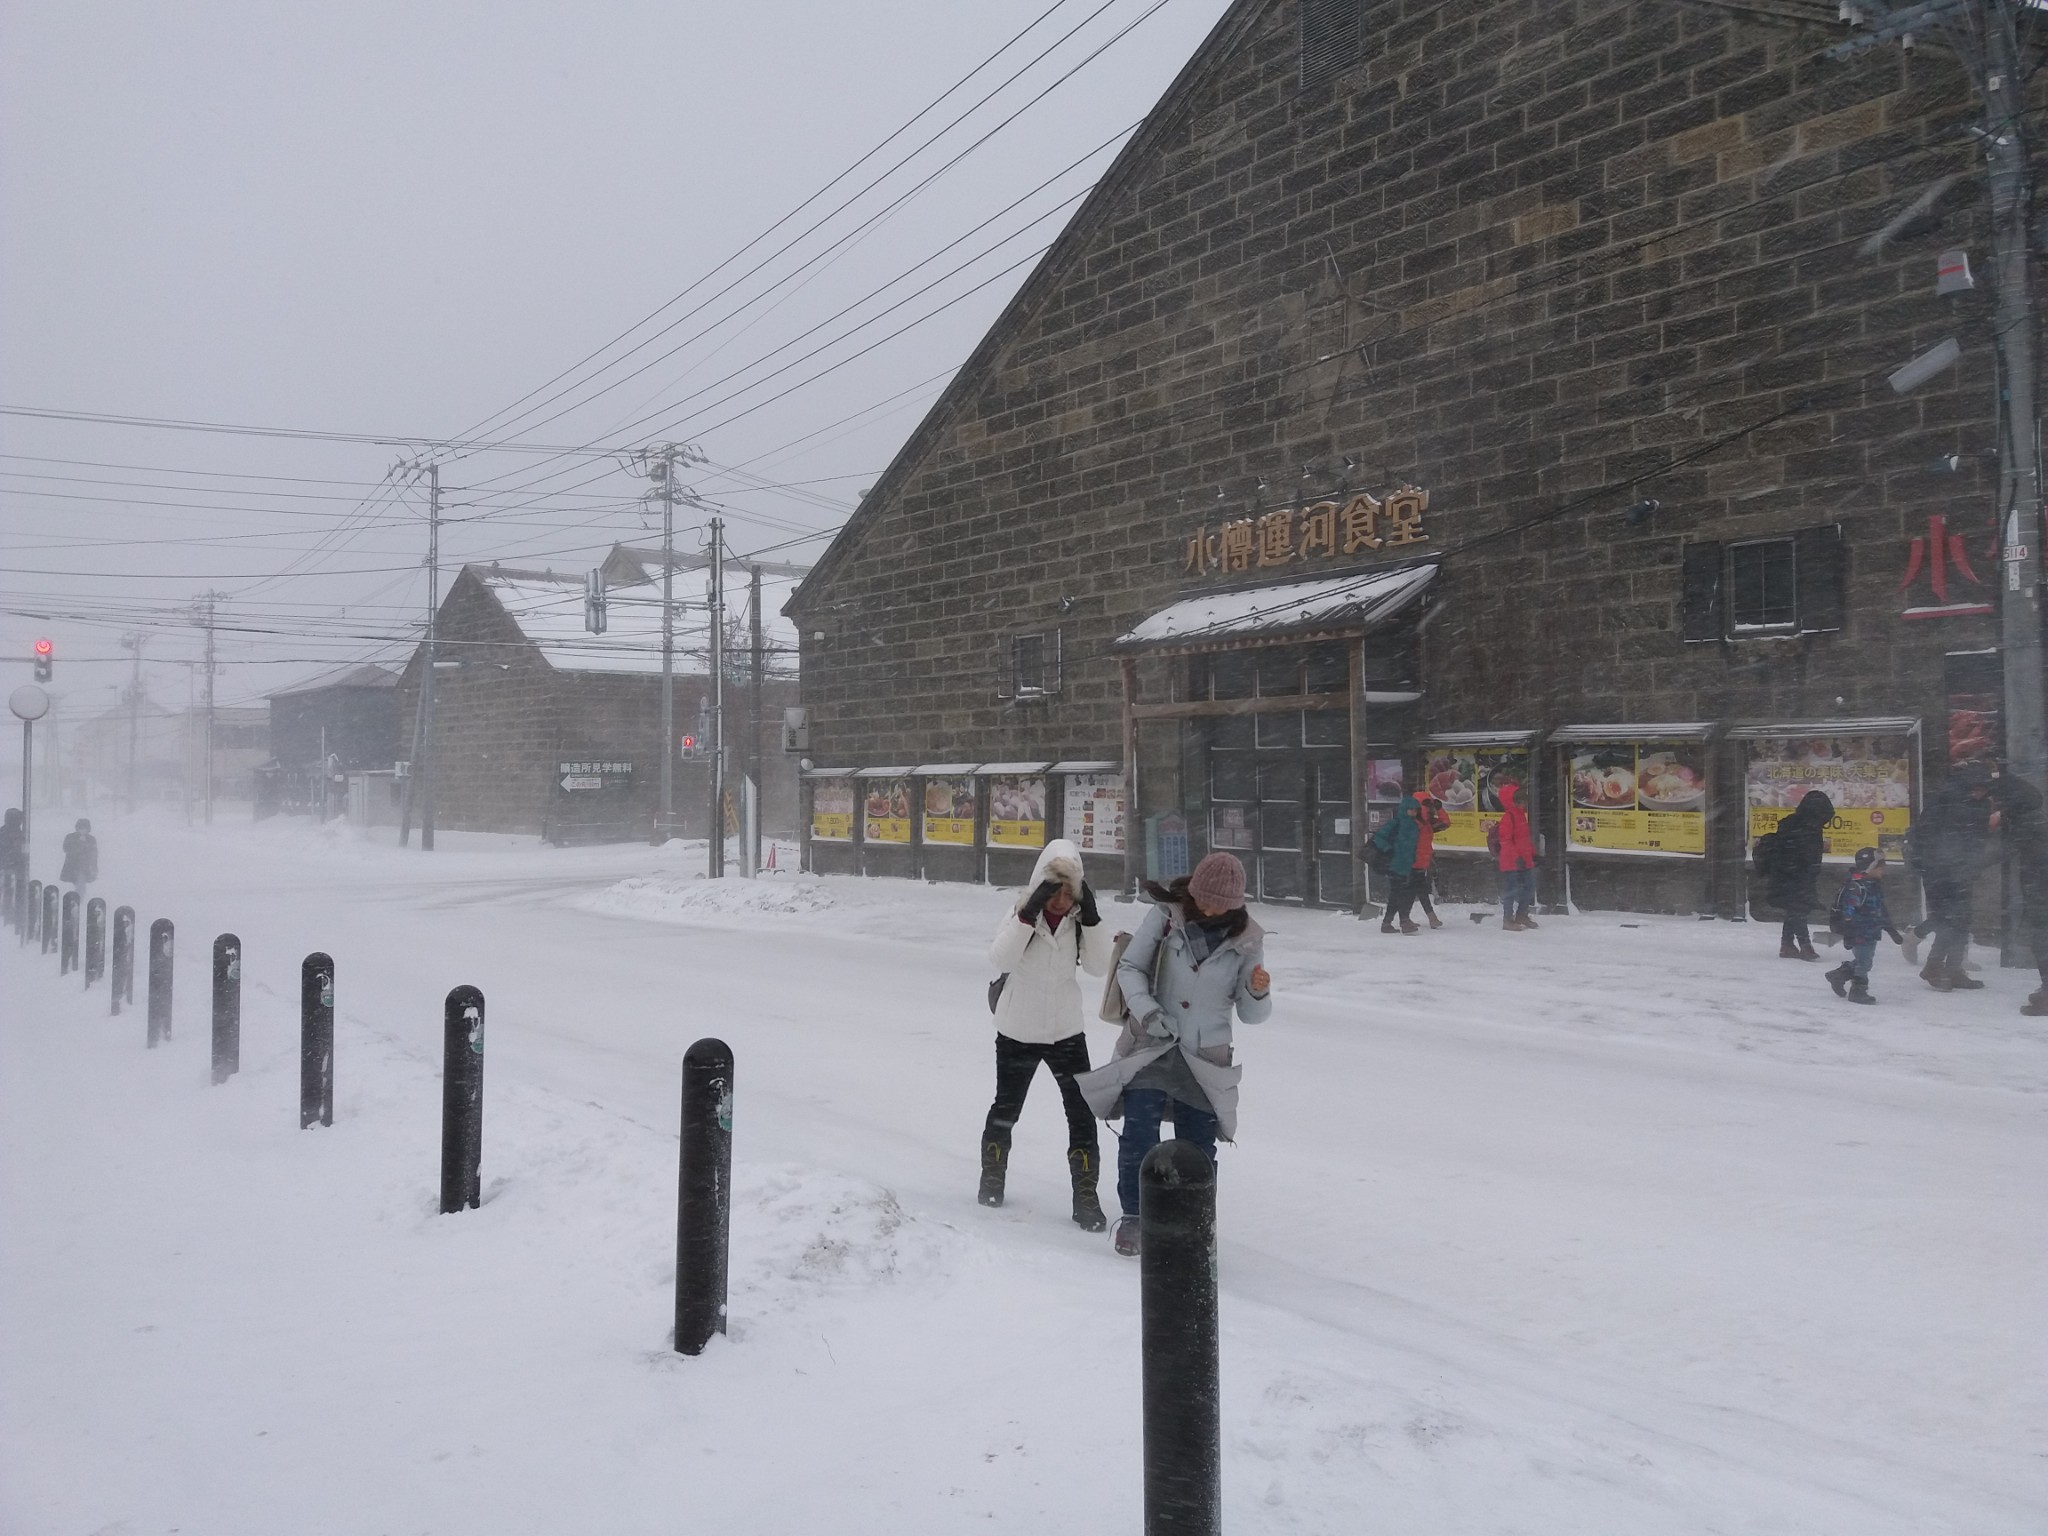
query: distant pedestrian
1410 789 1451 929
60 818 98 893
1370 795 1422 934
0 807 22 878
1492 780 1538 929
1823 848 1903 1005
1993 773 2048 1016
1077 851 1269 1258
980 838 1114 1230
1758 790 1833 960
1907 763 1995 991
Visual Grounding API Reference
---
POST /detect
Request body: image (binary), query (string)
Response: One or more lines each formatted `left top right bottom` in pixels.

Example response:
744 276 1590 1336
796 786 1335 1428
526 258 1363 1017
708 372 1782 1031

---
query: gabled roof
471 568 683 677
267 663 398 700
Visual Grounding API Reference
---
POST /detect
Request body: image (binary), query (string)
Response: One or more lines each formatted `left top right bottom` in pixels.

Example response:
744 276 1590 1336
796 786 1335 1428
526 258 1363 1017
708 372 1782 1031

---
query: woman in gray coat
1078 851 1271 1257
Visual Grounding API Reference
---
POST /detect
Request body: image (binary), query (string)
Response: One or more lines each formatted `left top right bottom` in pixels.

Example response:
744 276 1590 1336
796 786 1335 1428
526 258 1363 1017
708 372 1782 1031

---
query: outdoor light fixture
1624 498 1661 526
1889 337 1962 394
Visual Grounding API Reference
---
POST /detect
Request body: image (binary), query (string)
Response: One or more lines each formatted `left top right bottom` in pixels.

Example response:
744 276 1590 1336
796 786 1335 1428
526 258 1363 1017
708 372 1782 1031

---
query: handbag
1097 921 1168 1025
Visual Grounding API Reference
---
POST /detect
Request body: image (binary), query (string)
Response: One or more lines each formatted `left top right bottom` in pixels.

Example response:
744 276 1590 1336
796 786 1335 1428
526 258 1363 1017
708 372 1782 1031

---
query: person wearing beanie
1073 851 1271 1258
980 838 1115 1229
1824 847 1904 1005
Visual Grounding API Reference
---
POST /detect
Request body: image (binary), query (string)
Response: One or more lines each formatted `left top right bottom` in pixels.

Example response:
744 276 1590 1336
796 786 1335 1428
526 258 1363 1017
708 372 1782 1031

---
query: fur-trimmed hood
1017 837 1087 909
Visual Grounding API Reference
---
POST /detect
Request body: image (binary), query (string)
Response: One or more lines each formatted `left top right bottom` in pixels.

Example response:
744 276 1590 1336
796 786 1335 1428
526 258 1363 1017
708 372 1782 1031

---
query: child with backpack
1824 847 1905 1005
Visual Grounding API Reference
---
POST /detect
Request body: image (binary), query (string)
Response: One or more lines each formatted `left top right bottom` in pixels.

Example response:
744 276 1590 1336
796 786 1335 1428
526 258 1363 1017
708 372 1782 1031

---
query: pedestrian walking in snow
59 818 98 894
1370 795 1422 934
1410 788 1451 929
980 838 1114 1230
1492 780 1538 929
1075 851 1269 1258
1823 848 1904 1005
1756 790 1833 960
1906 763 1995 992
1993 773 2048 1016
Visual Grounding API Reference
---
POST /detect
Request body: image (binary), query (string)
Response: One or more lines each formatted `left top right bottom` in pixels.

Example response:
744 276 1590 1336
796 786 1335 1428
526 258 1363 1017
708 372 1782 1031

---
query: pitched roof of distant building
267 663 400 700
471 567 684 677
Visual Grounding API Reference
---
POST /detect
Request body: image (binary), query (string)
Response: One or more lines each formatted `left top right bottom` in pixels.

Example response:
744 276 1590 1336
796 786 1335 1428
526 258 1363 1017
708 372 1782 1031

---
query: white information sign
1063 772 1126 855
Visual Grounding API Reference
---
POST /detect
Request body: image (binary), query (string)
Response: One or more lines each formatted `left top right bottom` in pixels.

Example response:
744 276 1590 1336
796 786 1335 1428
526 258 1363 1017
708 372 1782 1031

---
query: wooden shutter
1299 0 1360 91
1681 540 1724 642
1794 523 1846 634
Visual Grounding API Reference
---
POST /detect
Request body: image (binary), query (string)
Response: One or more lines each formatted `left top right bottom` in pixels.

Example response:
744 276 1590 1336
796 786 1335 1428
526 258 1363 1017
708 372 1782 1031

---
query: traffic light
678 733 698 759
32 638 51 682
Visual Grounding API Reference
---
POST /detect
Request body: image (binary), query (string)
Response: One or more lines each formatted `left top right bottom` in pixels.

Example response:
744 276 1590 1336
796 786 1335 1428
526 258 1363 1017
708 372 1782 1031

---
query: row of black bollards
148 919 174 1045
1140 1142 1221 1536
110 906 135 1015
301 953 334 1129
211 933 240 1085
59 889 78 973
84 896 105 987
439 985 485 1212
675 1037 734 1355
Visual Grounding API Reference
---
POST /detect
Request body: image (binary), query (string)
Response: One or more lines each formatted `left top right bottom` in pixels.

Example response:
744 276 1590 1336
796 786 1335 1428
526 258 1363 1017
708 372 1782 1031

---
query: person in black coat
1996 773 2048 1015
1766 790 1834 960
1909 762 1995 991
59 818 98 892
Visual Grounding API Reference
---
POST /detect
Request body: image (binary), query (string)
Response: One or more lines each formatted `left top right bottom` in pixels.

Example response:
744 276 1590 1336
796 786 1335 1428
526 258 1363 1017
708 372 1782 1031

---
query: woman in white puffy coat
981 838 1115 1230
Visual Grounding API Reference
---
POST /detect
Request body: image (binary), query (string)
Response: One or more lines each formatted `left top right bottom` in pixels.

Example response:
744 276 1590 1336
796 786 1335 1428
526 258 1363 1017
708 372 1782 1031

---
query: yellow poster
861 778 912 845
922 777 977 847
1744 735 1913 860
1419 745 1530 851
987 774 1046 849
810 777 854 843
1567 745 1707 856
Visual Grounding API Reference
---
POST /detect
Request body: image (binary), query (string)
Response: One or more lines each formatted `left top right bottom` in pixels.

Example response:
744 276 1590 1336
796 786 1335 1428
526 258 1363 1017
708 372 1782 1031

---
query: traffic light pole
708 518 726 879
18 718 30 856
660 445 677 835
420 462 440 852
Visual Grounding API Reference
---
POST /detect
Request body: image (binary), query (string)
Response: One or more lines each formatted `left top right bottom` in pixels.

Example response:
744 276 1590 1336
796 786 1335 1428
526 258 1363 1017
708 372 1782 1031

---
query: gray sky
0 0 1233 743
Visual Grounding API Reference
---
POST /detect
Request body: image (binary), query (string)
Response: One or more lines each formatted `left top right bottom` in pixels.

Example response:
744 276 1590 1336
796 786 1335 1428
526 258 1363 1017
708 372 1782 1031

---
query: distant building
67 699 264 811
396 559 798 842
260 664 400 816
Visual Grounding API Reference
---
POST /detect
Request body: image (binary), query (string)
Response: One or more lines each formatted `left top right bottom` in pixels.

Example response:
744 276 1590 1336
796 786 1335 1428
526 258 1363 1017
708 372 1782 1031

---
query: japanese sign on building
922 777 977 847
1744 735 1914 861
557 761 633 792
987 775 1046 849
1062 772 1126 855
1183 486 1429 579
862 778 913 845
811 777 855 842
1568 743 1707 856
1421 745 1531 851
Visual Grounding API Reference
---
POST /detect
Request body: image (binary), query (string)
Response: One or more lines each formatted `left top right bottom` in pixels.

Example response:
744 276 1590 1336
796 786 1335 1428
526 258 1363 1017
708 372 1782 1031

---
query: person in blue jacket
1824 847 1904 1005
1370 794 1423 935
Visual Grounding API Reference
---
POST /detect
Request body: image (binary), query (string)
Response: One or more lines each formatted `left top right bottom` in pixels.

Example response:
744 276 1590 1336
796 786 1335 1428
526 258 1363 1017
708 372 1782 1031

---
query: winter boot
1067 1148 1107 1233
1399 918 1421 935
1825 963 1852 998
1519 914 1540 930
2021 989 2048 1017
1502 915 1524 931
1944 967 1985 991
1379 920 1398 934
1846 978 1874 1005
1920 963 1954 993
1796 938 1820 961
1780 940 1801 959
1426 911 1444 930
977 1139 1007 1208
1112 1215 1141 1258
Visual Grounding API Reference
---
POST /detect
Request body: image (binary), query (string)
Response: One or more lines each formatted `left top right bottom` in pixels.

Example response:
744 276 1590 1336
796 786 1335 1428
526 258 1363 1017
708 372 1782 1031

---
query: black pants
1780 915 1811 947
1920 877 1973 972
983 1032 1098 1157
1412 866 1439 920
1382 872 1415 926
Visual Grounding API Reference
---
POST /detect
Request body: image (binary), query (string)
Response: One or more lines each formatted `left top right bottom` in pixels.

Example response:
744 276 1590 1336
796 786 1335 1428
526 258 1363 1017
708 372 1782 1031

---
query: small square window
1727 540 1798 632
1003 630 1061 700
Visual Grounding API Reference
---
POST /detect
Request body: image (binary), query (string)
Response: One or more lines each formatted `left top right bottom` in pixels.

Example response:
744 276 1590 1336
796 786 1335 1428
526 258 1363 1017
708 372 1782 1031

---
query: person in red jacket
1493 780 1538 930
1409 788 1451 929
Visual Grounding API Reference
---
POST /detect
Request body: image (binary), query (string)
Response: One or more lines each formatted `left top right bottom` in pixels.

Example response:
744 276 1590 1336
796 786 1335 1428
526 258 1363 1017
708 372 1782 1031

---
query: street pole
19 719 30 856
661 445 677 835
420 462 440 852
123 633 145 814
749 563 764 874
201 592 219 825
708 518 726 878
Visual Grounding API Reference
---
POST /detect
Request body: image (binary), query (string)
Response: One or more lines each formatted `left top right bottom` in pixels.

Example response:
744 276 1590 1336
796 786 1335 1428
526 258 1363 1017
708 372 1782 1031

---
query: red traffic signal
32 638 52 682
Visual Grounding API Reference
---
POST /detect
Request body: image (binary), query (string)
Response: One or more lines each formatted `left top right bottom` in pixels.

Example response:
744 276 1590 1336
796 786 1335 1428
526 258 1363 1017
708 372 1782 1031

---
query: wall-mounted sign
987 775 1046 848
922 777 977 847
1063 772 1126 855
1900 512 1992 618
1567 743 1706 856
1366 759 1404 804
1422 745 1530 851
811 777 855 842
1744 735 1913 862
1212 804 1253 850
558 761 633 792
1183 486 1430 578
863 778 913 845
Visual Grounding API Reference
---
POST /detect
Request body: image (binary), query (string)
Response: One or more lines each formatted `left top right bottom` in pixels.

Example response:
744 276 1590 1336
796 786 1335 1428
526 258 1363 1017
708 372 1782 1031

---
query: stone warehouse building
788 0 2043 917
398 558 799 843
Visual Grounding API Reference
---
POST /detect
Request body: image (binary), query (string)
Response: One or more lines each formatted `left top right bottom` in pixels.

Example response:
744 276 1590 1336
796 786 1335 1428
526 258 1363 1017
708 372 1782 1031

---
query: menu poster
811 777 855 842
1366 759 1404 804
987 775 1047 849
921 776 977 847
1567 743 1707 856
1744 735 1913 861
1422 745 1532 850
861 777 913 845
1063 772 1127 855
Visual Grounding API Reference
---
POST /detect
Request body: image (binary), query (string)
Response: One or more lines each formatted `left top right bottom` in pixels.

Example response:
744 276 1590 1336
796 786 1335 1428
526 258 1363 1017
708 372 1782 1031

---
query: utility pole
198 592 222 824
420 462 440 852
749 563 764 874
708 518 726 878
121 633 147 814
660 446 678 834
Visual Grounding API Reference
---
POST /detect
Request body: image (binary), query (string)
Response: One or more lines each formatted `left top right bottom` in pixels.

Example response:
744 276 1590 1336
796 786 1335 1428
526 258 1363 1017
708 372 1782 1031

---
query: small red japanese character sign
1899 512 1993 619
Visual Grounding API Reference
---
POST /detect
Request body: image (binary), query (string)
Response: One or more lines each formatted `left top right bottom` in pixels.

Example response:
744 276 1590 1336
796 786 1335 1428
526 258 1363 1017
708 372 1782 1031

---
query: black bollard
439 986 484 1213
41 884 57 955
26 879 41 945
84 897 106 988
110 907 135 1016
1140 1139 1221 1536
1 869 13 934
59 890 79 974
147 919 174 1047
300 953 334 1129
674 1038 735 1355
211 934 241 1085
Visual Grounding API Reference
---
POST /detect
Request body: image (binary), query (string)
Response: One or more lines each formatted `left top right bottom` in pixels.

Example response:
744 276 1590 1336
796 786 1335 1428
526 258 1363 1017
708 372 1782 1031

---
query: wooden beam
1130 692 1348 721
1120 658 1139 896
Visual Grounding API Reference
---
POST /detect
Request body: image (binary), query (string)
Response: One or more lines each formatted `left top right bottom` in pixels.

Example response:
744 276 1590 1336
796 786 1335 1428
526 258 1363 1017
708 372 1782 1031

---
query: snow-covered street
2 817 2042 1533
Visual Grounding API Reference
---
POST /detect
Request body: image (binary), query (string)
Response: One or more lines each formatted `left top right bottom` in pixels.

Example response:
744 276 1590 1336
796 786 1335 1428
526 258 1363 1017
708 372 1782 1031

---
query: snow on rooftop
478 566 802 677
1116 562 1438 647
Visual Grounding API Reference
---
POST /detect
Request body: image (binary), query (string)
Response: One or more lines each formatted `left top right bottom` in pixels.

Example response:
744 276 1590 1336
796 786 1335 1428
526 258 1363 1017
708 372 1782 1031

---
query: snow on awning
1551 722 1716 743
975 762 1053 775
801 767 855 778
1048 760 1120 774
1725 718 1919 739
1417 729 1539 747
1114 563 1438 649
912 763 982 775
854 766 915 778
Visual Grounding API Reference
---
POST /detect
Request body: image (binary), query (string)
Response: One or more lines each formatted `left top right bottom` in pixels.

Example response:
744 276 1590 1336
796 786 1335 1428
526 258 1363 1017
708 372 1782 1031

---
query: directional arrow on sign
560 774 603 792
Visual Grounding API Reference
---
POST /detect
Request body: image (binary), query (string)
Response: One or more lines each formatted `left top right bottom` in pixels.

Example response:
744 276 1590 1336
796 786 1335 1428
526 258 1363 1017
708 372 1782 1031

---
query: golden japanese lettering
1299 501 1338 559
1382 485 1428 546
1218 518 1255 572
1256 509 1294 567
1341 492 1383 553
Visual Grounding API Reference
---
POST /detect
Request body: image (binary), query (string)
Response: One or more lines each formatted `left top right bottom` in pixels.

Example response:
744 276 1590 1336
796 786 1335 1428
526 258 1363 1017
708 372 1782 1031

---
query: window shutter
1299 0 1360 91
1049 628 1063 698
994 636 1014 701
1681 540 1724 642
1794 523 1846 634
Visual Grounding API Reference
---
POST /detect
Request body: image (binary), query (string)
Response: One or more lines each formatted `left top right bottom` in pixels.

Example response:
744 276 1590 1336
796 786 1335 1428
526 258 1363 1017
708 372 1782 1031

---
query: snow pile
580 870 838 924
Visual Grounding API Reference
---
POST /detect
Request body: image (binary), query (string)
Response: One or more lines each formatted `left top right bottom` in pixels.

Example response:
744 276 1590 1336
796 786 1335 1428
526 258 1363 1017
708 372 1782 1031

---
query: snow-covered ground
2 814 2042 1534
